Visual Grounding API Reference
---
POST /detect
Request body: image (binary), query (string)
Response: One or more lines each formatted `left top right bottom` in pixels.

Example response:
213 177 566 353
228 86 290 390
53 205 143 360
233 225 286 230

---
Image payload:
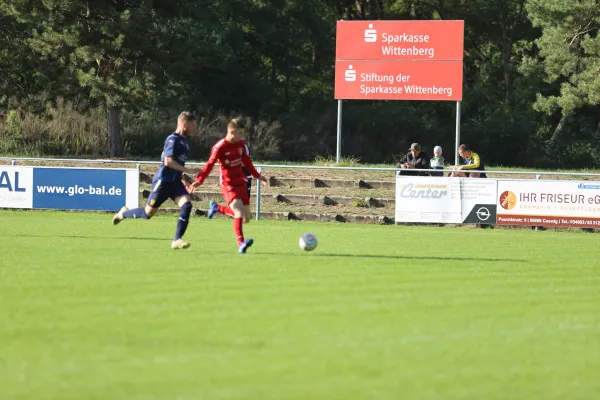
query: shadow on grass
10 234 166 242
8 234 525 263
255 252 525 263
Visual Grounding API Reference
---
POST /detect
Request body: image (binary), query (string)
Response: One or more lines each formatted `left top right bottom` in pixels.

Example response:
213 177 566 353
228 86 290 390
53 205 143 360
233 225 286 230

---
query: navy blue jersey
154 133 189 184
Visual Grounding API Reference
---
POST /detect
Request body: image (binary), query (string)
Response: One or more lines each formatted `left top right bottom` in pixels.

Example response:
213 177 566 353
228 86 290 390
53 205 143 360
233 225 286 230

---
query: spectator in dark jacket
396 143 430 176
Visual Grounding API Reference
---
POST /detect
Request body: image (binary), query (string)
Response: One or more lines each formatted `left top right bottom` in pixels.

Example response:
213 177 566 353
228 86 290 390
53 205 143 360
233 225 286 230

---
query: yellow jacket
460 151 481 170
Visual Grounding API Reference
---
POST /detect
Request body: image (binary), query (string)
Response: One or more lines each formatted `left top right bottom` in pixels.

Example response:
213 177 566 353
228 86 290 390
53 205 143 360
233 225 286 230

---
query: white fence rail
3 157 600 177
3 157 600 222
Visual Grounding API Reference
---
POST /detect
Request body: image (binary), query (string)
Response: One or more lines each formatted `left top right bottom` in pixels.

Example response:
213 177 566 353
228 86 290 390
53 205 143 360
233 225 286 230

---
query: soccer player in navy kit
112 112 200 249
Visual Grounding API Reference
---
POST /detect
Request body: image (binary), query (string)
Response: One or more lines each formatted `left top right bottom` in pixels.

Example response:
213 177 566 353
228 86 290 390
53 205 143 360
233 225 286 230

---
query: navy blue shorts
147 180 188 208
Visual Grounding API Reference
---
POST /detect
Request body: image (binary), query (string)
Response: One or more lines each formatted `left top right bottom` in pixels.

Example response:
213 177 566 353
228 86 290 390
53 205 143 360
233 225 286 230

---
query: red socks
218 204 235 217
234 218 244 245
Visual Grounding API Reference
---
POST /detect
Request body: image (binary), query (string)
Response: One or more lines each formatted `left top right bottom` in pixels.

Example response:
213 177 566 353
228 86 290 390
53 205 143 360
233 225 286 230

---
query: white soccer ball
299 233 318 251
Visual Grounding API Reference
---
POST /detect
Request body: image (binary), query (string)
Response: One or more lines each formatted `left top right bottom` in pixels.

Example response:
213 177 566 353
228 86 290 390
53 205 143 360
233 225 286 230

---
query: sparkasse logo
344 65 356 82
364 24 377 42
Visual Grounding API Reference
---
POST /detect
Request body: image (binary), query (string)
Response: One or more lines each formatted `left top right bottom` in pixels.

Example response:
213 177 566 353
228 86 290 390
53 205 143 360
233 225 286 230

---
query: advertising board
0 166 139 211
496 180 600 228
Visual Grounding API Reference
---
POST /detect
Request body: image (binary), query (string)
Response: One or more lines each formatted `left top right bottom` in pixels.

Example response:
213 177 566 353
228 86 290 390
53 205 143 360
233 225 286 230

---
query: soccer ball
299 233 318 251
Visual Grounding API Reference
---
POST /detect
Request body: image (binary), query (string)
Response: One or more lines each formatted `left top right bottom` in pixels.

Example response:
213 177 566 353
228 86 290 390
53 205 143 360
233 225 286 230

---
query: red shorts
221 184 250 206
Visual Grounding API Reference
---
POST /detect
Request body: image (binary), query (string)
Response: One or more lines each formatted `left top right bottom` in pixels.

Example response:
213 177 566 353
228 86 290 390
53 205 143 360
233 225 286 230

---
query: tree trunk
107 104 123 157
502 41 512 104
546 113 571 162
355 0 365 19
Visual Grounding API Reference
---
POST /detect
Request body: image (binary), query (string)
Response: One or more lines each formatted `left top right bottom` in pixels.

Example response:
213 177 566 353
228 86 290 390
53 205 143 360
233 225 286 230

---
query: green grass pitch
1 210 599 400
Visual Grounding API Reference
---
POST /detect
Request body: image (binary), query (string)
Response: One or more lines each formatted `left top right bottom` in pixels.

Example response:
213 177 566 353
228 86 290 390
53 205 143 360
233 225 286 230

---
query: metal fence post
136 163 141 199
255 167 262 220
535 174 541 231
336 100 343 163
455 101 461 166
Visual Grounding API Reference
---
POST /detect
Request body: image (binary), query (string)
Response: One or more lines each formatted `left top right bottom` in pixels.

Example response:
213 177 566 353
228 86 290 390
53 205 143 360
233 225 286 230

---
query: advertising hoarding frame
395 175 497 225
335 20 465 165
0 165 139 212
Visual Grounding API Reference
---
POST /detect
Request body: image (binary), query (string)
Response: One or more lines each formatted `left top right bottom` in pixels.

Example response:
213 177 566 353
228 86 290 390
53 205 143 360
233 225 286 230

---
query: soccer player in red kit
189 118 267 253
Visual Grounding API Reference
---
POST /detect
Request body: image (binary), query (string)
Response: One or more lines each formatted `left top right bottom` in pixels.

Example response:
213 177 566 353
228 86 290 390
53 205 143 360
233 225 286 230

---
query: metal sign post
455 101 461 166
336 100 343 163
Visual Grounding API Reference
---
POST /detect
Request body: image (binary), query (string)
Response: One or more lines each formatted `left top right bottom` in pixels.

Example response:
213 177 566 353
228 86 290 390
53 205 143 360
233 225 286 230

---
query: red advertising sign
334 60 463 101
497 215 600 228
336 20 464 61
496 180 600 228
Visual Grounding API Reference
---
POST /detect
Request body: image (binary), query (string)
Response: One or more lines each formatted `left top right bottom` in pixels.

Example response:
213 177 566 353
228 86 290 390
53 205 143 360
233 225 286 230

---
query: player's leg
170 184 193 249
242 188 252 223
229 197 253 253
113 181 163 224
207 200 219 218
243 206 251 223
469 172 481 178
207 186 236 219
171 195 192 249
208 200 235 219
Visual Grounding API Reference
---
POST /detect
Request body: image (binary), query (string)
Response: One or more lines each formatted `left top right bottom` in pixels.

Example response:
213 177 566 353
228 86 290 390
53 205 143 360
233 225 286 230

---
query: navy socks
175 202 192 240
122 203 192 241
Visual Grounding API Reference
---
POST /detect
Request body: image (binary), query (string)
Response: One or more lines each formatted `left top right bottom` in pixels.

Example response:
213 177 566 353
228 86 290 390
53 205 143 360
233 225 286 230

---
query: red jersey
195 138 261 186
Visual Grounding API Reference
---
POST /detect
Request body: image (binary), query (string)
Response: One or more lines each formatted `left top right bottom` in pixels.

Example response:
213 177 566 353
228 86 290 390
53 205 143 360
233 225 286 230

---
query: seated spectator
396 143 430 176
450 144 487 178
429 145 445 177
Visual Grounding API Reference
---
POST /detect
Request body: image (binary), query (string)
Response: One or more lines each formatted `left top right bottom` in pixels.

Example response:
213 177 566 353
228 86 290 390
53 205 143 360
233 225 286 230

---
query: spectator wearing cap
396 143 430 176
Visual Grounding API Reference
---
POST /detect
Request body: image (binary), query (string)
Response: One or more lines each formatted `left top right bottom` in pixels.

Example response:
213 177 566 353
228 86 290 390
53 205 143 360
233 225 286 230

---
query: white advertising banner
395 174 497 224
0 166 34 209
395 176 461 223
459 179 498 223
496 180 600 228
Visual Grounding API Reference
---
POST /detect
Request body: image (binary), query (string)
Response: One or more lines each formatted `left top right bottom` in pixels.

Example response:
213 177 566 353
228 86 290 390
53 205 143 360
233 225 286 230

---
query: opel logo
476 207 491 221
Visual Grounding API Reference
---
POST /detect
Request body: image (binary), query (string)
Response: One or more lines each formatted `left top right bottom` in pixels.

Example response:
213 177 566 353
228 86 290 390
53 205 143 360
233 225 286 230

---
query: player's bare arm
241 147 268 186
163 156 200 175
188 181 201 193
190 143 221 192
